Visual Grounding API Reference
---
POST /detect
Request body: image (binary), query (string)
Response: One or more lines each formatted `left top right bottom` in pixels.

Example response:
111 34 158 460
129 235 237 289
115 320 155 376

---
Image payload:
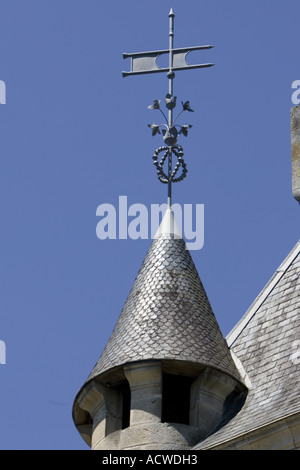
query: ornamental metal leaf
148 123 161 136
148 99 161 110
181 100 194 112
165 93 177 110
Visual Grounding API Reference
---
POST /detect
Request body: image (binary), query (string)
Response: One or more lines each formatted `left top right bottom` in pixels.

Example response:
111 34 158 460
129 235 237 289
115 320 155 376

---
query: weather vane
123 9 214 207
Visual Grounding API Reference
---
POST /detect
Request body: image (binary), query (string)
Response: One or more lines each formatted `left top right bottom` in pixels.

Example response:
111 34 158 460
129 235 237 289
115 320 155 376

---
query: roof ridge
226 239 300 347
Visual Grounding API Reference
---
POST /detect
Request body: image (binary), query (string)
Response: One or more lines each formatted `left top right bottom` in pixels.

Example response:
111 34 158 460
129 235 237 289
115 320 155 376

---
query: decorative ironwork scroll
123 9 214 206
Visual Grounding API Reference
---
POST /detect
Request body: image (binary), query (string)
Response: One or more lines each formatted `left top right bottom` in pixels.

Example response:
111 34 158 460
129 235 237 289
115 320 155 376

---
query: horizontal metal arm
123 45 214 59
122 45 214 77
122 62 214 78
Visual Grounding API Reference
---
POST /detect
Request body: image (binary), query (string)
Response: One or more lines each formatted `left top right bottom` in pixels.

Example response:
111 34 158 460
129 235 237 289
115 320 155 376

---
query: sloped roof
195 239 300 449
83 209 241 384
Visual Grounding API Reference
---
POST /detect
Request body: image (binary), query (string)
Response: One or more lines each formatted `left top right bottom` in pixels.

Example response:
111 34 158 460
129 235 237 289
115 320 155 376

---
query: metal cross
123 9 214 207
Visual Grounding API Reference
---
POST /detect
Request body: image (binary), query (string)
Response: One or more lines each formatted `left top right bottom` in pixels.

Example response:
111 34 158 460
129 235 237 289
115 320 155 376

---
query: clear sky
0 0 299 450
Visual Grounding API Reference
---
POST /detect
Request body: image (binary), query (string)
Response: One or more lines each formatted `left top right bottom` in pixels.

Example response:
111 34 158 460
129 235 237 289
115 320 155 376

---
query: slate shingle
195 240 300 449
84 232 241 384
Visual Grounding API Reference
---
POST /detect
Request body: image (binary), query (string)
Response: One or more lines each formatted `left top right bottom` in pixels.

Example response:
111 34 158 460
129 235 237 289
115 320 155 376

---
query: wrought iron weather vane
123 9 214 207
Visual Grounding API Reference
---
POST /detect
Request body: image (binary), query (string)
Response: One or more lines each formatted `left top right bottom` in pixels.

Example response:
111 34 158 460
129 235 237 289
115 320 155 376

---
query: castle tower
72 209 246 450
72 10 247 450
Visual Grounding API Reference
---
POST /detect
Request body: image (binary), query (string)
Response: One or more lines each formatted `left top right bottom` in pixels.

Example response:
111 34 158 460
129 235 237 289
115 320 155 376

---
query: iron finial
123 11 214 207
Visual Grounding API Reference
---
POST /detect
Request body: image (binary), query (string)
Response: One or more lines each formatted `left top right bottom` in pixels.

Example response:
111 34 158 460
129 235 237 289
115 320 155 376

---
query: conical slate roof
86 209 240 383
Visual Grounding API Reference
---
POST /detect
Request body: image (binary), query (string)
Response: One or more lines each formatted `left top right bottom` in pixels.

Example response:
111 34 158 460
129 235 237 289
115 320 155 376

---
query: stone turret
72 209 247 450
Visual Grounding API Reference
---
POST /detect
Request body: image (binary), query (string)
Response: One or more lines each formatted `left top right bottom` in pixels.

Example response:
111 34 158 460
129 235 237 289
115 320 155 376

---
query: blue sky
0 0 299 450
